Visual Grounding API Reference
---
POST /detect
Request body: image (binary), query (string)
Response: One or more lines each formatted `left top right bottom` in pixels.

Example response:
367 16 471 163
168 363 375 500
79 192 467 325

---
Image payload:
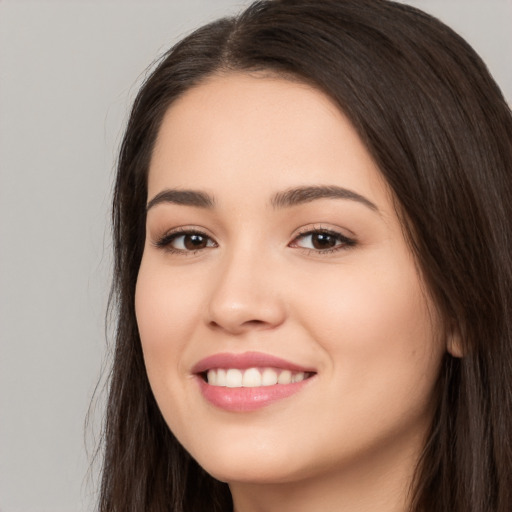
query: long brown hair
99 1 512 510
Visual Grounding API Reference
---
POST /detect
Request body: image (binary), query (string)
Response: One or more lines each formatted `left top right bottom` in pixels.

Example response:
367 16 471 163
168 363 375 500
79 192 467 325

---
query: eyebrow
146 185 378 213
270 185 378 212
146 189 215 211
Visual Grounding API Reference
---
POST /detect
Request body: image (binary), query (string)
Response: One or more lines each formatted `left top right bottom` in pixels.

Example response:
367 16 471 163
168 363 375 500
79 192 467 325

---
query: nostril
208 318 274 332
243 319 268 327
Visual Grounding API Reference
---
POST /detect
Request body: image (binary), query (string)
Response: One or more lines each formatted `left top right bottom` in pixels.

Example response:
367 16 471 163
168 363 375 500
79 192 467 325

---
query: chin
181 432 275 480
202 459 302 486
186 438 321 486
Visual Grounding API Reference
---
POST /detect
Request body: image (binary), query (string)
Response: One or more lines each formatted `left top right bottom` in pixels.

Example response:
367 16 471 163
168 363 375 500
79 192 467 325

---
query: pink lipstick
192 351 316 412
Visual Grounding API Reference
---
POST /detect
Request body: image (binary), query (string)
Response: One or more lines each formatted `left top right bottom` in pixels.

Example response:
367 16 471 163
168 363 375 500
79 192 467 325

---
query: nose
205 245 287 335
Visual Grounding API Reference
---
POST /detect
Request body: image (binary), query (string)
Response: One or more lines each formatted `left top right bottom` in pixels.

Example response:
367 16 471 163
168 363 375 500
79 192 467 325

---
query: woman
99 0 512 511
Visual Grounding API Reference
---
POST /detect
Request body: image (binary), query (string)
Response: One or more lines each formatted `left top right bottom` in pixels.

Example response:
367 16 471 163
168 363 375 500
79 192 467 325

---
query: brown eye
291 229 355 252
182 233 209 250
310 232 338 250
157 230 217 253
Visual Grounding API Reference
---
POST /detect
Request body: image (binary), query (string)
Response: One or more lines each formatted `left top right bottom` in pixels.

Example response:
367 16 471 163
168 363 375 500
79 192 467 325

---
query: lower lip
197 376 313 412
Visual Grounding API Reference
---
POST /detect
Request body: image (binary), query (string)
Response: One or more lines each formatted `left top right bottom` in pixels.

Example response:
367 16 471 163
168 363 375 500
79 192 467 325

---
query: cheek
299 256 432 332
134 257 208 441
293 256 442 399
134 258 202 377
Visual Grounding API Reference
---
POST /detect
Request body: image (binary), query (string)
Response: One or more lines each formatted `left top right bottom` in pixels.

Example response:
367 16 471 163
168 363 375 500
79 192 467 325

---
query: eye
290 228 355 253
155 229 217 253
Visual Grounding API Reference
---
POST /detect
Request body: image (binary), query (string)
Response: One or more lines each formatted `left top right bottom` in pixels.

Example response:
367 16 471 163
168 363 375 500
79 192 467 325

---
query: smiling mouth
193 352 316 410
203 367 314 388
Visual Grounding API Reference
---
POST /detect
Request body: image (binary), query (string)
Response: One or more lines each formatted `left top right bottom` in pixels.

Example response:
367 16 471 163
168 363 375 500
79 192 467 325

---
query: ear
446 320 464 358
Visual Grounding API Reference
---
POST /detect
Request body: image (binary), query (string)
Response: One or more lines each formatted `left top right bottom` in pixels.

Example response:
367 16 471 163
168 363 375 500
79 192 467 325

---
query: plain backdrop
0 1 510 511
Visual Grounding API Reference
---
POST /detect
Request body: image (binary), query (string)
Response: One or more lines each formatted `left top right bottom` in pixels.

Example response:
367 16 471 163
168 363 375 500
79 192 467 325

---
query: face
135 73 446 487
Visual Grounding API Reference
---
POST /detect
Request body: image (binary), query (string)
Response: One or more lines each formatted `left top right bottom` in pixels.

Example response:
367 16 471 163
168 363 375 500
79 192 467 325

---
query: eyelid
151 223 356 256
289 225 357 253
153 226 218 254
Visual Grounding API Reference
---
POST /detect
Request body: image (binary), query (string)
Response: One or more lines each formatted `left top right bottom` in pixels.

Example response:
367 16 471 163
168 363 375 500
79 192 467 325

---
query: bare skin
135 73 452 512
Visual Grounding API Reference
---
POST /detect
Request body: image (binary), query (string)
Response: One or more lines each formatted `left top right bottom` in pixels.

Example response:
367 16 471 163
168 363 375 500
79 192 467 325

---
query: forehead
148 72 388 209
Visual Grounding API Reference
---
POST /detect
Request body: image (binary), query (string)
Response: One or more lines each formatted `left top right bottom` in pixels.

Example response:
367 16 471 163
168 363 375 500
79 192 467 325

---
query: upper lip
191 351 316 374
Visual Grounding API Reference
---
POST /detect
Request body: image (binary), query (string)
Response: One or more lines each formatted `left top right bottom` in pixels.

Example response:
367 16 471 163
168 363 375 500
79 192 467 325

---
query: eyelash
290 226 356 254
154 227 217 255
154 226 356 256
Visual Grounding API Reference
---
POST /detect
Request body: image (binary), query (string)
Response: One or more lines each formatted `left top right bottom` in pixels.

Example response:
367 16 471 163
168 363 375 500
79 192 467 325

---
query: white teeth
225 369 243 388
292 372 305 383
277 370 292 385
261 368 278 386
206 367 309 387
217 368 226 384
207 369 217 386
242 368 262 387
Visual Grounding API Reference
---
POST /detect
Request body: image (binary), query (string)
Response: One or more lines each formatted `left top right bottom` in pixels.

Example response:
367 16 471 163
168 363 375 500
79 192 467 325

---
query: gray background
0 1 510 511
